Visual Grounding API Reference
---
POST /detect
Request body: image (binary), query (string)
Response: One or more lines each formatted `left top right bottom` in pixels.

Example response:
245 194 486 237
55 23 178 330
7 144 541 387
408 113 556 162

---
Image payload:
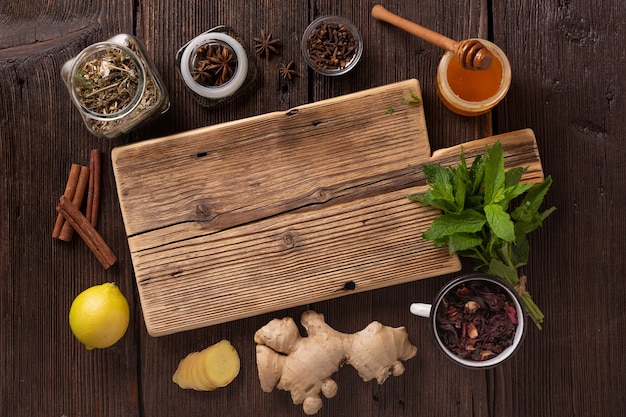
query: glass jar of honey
436 39 511 116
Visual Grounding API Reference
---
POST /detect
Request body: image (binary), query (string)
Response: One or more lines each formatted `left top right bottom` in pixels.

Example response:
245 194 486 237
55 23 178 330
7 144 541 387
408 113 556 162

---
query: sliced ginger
254 310 417 415
172 340 240 391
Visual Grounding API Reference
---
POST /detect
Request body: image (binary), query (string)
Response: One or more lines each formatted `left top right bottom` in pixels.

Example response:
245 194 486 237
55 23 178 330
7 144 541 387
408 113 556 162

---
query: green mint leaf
422 164 453 197
485 227 505 261
503 183 535 204
410 163 462 213
512 176 554 221
465 194 484 211
422 164 453 191
484 142 505 205
513 205 556 239
403 89 422 105
491 187 507 205
509 237 530 268
469 154 486 195
484 203 516 242
453 174 467 210
540 206 557 221
456 149 471 184
408 191 459 213
422 209 486 240
505 166 527 187
487 258 520 286
447 233 483 253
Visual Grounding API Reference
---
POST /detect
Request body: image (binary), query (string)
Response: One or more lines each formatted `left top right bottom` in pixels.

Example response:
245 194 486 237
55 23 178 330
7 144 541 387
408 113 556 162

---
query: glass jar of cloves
301 16 363 76
61 34 170 139
176 26 257 108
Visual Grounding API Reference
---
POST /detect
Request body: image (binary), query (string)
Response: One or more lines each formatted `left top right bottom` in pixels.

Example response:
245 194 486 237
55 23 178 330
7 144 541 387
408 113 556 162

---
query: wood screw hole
342 281 356 291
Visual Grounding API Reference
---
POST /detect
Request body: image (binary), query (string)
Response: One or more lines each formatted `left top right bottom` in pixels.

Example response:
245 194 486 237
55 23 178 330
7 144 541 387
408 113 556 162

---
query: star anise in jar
192 43 237 87
253 29 281 62
192 58 213 85
208 45 238 86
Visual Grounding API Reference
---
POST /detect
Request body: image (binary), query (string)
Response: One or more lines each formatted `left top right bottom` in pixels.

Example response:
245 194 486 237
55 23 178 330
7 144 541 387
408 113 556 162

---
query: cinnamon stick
85 159 95 224
52 164 81 239
85 149 102 227
56 195 117 269
57 165 90 242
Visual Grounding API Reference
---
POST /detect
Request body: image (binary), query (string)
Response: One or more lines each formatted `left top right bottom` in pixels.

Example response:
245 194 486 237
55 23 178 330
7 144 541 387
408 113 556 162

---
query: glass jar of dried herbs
176 26 257 108
61 34 170 139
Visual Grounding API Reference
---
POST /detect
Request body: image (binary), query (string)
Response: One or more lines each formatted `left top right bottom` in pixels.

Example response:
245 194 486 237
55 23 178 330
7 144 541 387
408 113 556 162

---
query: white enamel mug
411 274 527 369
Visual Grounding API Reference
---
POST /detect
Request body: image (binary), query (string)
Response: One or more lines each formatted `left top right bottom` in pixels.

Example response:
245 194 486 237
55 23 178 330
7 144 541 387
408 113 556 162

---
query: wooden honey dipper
371 4 493 70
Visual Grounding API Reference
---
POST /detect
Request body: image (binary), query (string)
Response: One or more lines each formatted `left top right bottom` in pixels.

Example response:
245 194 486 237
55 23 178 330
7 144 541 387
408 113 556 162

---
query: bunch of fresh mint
408 141 555 329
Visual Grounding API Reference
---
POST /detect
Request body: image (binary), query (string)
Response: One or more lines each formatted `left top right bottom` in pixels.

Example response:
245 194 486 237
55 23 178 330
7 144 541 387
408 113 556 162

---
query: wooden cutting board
112 79 545 336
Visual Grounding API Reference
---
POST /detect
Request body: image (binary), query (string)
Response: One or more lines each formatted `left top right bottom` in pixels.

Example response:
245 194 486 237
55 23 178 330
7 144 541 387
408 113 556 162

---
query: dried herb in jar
73 47 141 116
436 280 518 361
67 36 167 138
306 21 358 70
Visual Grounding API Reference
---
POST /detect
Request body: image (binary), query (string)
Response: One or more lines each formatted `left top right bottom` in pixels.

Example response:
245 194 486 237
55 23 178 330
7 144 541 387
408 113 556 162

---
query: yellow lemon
69 282 130 350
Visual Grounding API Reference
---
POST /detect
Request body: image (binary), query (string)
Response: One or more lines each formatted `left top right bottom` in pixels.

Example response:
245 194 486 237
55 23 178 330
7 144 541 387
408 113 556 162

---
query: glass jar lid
179 32 249 99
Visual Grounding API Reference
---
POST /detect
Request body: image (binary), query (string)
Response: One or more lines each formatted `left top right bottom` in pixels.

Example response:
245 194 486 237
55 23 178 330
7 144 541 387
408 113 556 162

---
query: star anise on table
279 61 298 80
253 29 281 61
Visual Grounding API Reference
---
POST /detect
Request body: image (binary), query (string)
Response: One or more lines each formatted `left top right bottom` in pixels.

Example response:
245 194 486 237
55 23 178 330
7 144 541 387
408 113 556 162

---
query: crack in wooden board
112 79 544 336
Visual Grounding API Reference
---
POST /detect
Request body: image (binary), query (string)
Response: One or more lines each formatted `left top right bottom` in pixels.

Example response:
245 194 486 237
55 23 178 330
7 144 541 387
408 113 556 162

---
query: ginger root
172 340 240 391
254 310 417 415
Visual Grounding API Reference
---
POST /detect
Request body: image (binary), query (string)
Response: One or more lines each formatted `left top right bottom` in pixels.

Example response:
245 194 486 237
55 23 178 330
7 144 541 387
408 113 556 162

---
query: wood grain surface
2 0 625 416
111 80 466 335
111 79 545 335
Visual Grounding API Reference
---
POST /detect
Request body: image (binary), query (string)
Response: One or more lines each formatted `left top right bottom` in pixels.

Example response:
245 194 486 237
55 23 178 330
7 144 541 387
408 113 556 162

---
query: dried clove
305 22 358 70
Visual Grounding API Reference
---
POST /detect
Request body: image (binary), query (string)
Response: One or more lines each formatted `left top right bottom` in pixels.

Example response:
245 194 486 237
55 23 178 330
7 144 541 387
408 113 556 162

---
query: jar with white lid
61 34 170 139
176 26 257 108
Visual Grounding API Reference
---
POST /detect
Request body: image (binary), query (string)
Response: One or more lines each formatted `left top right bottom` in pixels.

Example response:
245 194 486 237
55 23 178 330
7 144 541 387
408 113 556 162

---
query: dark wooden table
2 1 625 416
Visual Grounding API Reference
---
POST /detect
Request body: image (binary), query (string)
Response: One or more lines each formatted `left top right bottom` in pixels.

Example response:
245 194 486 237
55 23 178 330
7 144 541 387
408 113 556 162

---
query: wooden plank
112 80 544 336
113 79 430 238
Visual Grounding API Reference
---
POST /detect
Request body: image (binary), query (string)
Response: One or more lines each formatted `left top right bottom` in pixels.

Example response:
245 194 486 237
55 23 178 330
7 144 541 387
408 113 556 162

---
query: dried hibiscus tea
435 280 518 361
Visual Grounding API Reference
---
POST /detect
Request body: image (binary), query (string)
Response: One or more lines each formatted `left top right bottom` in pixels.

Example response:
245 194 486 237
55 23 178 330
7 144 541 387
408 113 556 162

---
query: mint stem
496 250 544 329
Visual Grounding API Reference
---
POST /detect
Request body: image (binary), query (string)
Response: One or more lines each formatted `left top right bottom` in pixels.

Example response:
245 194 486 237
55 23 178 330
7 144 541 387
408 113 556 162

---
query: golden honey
436 39 511 116
446 54 503 102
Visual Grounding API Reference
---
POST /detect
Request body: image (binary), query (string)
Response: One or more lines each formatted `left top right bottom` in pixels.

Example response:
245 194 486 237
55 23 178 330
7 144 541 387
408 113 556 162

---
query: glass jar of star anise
61 34 170 139
176 26 257 108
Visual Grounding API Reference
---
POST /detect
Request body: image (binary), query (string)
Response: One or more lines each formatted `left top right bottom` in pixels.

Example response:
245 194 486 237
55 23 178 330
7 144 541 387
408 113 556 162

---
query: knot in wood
311 188 330 202
280 231 297 249
195 203 214 222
